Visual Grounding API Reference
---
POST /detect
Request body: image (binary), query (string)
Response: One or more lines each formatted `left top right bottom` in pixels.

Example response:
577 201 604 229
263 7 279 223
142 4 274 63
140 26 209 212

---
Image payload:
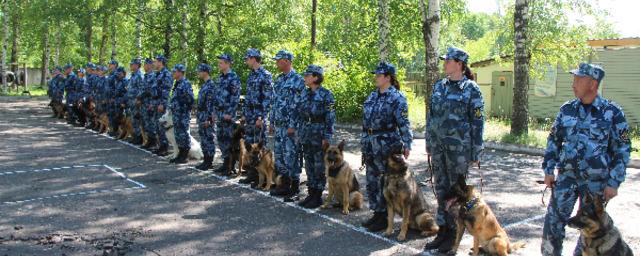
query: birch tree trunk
1 2 9 90
420 0 440 123
40 25 49 87
377 0 390 62
511 0 530 136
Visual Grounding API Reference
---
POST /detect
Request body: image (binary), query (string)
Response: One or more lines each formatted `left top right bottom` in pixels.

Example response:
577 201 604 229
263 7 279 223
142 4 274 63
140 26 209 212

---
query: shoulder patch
620 129 630 143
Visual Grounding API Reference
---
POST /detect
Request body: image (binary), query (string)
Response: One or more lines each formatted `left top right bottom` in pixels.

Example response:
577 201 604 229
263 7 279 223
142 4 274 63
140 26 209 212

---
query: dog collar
465 197 479 211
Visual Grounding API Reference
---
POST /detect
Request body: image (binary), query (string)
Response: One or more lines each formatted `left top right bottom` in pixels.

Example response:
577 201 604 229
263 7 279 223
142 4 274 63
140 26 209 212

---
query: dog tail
508 241 526 253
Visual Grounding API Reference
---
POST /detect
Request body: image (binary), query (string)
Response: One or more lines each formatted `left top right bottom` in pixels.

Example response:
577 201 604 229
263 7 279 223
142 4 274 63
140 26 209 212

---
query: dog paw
341 209 349 215
321 203 330 209
397 234 406 241
383 230 393 237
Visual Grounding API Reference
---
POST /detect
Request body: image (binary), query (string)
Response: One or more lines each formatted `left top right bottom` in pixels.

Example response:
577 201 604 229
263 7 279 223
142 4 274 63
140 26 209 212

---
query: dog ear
257 140 264 149
338 140 346 152
323 141 330 152
244 141 252 150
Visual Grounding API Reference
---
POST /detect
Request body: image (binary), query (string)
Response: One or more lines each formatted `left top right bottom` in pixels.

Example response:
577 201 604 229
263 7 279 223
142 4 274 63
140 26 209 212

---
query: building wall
472 62 514 115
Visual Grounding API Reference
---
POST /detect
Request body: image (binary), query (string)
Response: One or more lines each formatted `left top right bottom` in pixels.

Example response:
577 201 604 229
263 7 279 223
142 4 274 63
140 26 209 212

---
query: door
491 71 514 117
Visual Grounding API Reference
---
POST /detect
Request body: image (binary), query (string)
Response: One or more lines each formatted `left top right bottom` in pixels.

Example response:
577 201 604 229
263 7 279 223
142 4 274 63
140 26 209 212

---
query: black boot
437 225 457 254
366 211 388 232
131 135 143 145
171 147 189 164
270 176 291 197
303 189 323 209
239 166 258 186
423 226 448 251
214 157 229 174
284 179 301 202
298 188 316 207
362 212 379 227
155 144 169 156
224 159 237 176
196 154 213 170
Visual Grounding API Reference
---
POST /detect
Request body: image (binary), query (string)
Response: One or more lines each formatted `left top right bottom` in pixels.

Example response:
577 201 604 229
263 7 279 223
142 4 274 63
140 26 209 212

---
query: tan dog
50 100 66 119
96 113 110 134
445 176 525 256
245 141 276 191
383 144 439 241
321 140 363 215
116 112 134 140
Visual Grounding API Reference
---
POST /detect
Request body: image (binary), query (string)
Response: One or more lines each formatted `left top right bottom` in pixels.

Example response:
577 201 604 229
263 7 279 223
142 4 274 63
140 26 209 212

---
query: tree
420 0 440 124
511 0 529 136
377 0 390 61
1 1 8 90
311 0 317 50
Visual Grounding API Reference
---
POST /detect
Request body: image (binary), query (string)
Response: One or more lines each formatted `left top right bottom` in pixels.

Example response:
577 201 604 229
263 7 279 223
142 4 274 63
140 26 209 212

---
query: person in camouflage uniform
293 64 336 209
540 63 631 256
239 48 273 186
113 67 129 139
360 61 413 232
47 67 65 118
63 63 81 126
212 54 241 176
106 60 120 137
423 47 484 254
127 58 145 145
195 63 217 171
140 58 158 149
152 55 173 156
269 50 305 201
168 64 194 164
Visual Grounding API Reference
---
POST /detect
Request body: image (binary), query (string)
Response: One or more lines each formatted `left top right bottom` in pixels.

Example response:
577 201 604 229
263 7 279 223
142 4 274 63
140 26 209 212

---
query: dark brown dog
244 141 276 191
228 122 246 175
568 193 633 256
445 176 525 256
321 140 363 215
116 111 134 140
383 144 439 241
49 100 66 119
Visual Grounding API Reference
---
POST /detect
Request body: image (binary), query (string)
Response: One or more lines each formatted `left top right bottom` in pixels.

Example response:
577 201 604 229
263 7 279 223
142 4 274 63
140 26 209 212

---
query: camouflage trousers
128 104 142 137
142 104 157 137
172 111 191 149
274 126 301 180
431 145 470 229
364 152 387 213
541 170 606 256
243 119 266 145
302 144 326 190
197 122 216 156
216 121 234 158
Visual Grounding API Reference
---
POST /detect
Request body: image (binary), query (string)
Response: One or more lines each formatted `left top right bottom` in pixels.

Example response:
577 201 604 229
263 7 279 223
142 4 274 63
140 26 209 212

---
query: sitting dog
321 140 363 215
445 176 525 256
568 193 633 256
96 113 110 134
228 122 246 175
158 110 204 160
116 111 134 140
49 100 66 119
383 144 439 241
244 141 276 191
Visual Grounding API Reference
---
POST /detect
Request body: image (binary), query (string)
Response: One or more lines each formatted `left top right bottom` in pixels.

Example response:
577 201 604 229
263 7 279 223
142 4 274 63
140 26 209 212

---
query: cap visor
569 69 586 76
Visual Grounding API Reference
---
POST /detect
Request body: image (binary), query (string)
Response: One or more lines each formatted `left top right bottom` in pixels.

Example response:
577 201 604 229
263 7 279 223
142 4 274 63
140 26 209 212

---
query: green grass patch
0 85 48 97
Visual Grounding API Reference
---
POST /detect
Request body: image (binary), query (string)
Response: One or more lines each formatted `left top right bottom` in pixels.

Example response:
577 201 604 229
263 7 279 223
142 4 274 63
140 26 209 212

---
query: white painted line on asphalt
2 186 144 205
504 214 547 230
104 164 147 189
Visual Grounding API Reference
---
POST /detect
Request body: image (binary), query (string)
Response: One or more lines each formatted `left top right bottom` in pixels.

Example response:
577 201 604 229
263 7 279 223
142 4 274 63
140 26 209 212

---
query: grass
0 84 48 97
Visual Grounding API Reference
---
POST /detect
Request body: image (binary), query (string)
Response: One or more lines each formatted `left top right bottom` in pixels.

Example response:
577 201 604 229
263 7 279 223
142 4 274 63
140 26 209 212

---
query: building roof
470 55 512 68
587 37 640 47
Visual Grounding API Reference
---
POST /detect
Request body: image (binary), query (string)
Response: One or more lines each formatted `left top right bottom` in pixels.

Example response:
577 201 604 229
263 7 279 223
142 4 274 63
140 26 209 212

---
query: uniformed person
269 50 305 201
360 61 413 232
168 64 195 164
212 54 241 176
63 63 80 126
294 64 336 209
106 60 120 136
140 58 158 149
113 67 129 139
195 63 217 171
540 63 631 256
423 47 484 254
127 58 145 145
48 67 64 118
239 48 273 186
152 55 172 156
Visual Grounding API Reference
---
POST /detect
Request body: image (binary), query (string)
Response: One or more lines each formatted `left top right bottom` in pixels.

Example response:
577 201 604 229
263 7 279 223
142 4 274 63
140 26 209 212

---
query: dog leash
425 155 437 198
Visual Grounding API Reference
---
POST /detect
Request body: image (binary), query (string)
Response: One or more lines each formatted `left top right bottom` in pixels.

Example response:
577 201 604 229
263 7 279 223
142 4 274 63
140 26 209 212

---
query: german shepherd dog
228 122 246 176
321 140 363 215
383 144 439 241
568 193 634 256
96 112 110 134
49 100 66 119
116 110 134 140
244 141 276 191
445 176 525 256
